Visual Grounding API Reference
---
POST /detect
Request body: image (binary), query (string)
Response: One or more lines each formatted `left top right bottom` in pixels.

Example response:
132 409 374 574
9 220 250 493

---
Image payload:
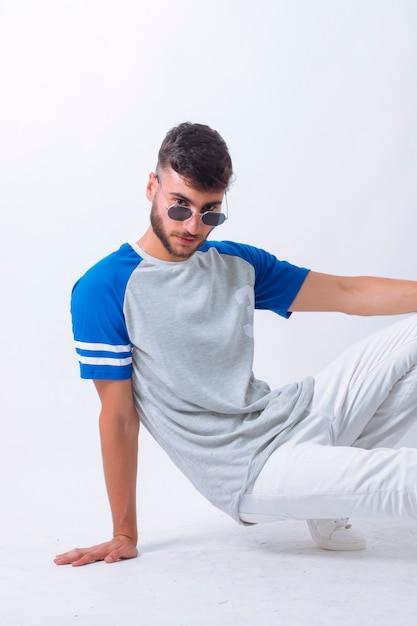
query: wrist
113 532 137 544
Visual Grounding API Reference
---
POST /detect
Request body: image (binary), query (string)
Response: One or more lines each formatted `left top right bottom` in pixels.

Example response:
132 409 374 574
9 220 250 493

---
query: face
145 168 226 262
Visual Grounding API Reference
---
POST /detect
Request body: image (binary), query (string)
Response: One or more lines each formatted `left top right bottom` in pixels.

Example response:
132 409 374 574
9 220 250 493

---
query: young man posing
55 122 417 566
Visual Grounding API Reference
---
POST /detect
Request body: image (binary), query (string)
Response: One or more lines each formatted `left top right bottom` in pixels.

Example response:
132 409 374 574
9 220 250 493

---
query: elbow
99 407 140 437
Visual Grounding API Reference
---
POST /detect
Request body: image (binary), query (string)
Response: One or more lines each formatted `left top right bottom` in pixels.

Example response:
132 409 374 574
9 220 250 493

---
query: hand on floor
54 536 138 567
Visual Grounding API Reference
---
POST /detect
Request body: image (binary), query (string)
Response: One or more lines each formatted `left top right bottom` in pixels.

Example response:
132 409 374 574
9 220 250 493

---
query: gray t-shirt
71 240 313 520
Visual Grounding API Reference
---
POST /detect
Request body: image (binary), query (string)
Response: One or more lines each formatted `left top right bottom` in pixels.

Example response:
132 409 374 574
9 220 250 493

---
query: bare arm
290 271 417 316
54 378 140 566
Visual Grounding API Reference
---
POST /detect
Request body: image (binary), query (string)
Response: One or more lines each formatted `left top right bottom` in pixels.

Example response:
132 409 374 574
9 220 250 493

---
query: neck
137 228 180 262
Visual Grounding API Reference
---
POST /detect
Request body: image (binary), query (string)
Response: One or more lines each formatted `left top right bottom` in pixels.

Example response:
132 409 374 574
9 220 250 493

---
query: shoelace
333 517 352 528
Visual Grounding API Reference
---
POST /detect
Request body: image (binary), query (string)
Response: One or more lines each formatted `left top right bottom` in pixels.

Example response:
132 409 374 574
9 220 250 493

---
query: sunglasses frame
156 173 228 227
165 203 227 226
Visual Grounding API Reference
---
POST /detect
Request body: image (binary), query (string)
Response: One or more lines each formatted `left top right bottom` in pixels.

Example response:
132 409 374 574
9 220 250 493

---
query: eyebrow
168 190 223 210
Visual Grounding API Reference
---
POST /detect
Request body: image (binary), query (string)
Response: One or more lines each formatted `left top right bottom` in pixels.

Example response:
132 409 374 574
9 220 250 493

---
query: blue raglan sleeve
249 246 310 317
204 241 310 318
71 244 142 380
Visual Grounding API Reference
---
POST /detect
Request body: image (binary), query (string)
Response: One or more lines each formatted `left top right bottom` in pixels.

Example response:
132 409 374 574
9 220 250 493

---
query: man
55 122 417 567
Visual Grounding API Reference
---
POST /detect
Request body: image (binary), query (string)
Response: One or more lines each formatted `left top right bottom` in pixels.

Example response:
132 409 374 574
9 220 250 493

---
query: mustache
174 232 201 240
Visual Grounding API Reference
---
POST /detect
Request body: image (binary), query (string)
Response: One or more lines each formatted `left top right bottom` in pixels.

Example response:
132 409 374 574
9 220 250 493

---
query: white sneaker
306 518 367 551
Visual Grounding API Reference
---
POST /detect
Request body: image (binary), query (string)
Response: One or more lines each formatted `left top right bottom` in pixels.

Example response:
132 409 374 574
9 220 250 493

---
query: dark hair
157 122 234 191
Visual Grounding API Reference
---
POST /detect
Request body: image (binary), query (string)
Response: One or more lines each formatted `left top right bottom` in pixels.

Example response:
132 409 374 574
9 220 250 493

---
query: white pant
239 314 417 523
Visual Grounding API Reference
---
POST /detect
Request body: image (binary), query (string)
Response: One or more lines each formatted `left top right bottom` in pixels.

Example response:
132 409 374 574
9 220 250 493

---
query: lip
175 235 199 246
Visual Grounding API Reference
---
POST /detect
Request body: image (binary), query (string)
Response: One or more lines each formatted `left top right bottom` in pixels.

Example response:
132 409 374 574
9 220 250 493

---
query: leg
239 440 417 523
239 316 417 548
312 314 417 448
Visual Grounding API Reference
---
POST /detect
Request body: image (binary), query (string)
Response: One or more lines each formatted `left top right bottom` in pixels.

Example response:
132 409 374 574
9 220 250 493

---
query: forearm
99 408 140 543
340 276 417 316
291 271 417 316
54 380 140 567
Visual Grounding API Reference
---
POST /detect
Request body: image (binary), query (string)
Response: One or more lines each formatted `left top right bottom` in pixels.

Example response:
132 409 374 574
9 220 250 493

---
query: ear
146 172 158 202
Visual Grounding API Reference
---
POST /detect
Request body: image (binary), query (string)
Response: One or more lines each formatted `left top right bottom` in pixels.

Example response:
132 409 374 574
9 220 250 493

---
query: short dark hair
156 122 234 191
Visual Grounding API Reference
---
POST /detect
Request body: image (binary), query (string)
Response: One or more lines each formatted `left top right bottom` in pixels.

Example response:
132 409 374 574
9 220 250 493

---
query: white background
0 1 417 623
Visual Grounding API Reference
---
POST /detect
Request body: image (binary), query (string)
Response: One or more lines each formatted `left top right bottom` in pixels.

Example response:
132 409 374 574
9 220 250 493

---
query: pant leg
239 439 417 523
312 314 417 448
239 315 417 524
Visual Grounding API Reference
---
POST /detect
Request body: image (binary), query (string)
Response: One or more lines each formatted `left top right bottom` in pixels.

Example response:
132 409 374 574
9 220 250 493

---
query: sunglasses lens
167 205 226 226
167 205 192 221
201 212 226 226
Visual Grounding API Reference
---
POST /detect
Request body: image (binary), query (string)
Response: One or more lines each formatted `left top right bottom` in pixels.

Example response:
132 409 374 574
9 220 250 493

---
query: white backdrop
1 0 417 544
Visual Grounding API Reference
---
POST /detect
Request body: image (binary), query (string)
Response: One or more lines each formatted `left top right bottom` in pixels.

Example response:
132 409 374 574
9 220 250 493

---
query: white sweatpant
239 314 417 523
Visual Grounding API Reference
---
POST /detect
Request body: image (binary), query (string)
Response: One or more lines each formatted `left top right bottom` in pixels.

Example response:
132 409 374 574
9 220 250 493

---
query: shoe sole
306 520 367 551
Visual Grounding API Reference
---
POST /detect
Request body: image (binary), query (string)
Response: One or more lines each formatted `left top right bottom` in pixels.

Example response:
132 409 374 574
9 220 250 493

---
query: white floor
1 426 417 626
2 511 417 626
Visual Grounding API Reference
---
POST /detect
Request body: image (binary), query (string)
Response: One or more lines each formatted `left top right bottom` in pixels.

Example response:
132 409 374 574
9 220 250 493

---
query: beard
150 200 211 260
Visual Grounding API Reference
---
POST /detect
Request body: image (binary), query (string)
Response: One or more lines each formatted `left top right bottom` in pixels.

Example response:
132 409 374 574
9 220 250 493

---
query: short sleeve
203 241 310 318
71 244 142 380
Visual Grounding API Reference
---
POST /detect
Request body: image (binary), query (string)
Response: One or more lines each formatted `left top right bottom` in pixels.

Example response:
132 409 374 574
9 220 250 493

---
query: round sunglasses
165 203 227 226
156 174 228 227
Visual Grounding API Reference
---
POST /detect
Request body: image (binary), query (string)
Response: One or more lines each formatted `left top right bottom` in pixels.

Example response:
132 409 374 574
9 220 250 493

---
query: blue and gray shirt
71 240 313 521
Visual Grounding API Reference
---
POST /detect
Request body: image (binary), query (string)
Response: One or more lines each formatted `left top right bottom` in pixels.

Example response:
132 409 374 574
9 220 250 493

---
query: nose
183 213 201 235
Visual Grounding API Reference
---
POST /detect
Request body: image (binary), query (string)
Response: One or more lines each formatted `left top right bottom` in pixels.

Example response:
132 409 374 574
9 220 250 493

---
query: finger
69 544 133 567
71 552 101 567
54 549 86 566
